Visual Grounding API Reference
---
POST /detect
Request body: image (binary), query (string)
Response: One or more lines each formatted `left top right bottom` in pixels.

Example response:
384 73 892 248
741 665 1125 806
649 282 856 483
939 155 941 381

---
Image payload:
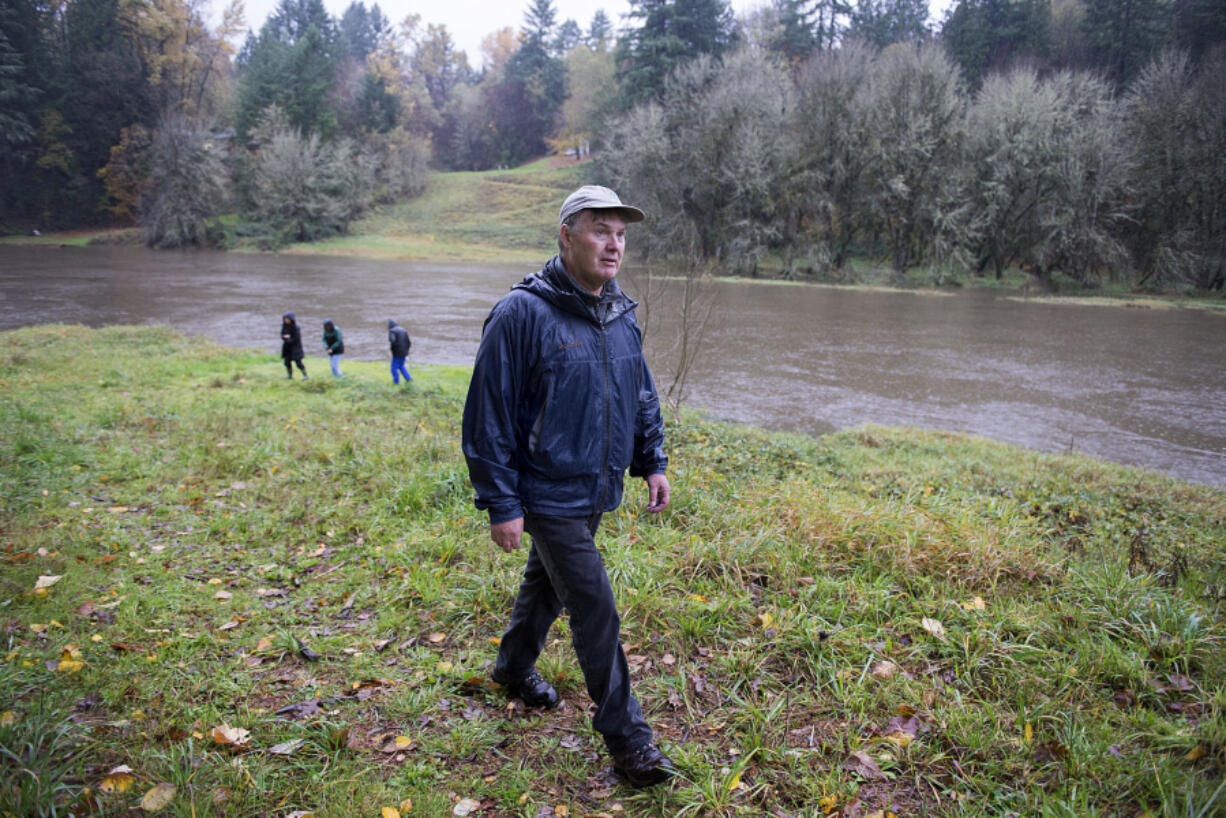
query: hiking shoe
612 743 675 788
491 668 559 709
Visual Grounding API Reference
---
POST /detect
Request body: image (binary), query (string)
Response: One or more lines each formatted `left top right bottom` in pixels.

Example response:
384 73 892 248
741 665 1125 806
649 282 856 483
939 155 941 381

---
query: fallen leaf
818 794 838 814
34 574 63 591
844 750 888 781
757 612 774 629
214 590 233 601
1024 722 1033 745
381 736 413 753
398 798 413 812
870 661 897 680
1186 745 1206 762
920 618 945 638
210 724 251 748
100 765 136 792
555 806 569 817
961 596 987 611
56 646 85 673
107 506 129 514
284 813 315 818
381 808 401 818
427 632 447 644
686 594 708 603
453 797 481 816
267 739 305 756
140 782 177 812
256 636 274 652
0 711 16 726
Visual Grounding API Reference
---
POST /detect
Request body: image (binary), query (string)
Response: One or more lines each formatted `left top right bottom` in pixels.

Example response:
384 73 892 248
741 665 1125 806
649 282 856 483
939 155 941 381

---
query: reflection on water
2 244 1223 487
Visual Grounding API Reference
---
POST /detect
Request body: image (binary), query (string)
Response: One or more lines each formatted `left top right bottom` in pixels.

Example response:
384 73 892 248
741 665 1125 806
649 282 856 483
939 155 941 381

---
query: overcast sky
218 0 955 67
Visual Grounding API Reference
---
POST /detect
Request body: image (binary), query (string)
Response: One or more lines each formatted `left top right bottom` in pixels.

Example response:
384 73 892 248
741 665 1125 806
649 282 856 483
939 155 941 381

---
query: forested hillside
1 0 1223 288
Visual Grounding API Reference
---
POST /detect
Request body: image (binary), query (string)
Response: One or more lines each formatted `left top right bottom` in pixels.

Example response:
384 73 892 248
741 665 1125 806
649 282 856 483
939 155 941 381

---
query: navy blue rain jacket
462 256 668 524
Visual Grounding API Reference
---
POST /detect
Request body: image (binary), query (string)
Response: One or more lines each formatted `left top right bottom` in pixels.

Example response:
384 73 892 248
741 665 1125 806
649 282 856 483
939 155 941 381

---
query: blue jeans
329 353 343 376
493 512 652 755
391 357 412 383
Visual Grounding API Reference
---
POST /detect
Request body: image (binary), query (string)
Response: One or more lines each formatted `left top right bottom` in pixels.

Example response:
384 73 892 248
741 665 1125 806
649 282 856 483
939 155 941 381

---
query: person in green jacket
322 319 344 377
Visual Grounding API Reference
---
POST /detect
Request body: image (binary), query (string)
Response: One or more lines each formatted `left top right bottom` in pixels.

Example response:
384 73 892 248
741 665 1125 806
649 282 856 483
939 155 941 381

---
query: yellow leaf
686 594 708 603
436 661 453 672
757 612 774 629
818 795 838 814
140 782 176 812
56 647 85 673
555 806 569 817
29 623 48 634
208 578 223 585
883 731 913 748
398 798 414 812
726 770 743 792
49 620 64 629
427 632 446 644
214 590 233 601
393 735 413 749
107 506 129 513
1024 722 1033 745
382 808 401 818
33 575 63 591
255 636 274 652
921 617 946 638
1186 745 1206 762
100 765 136 793
91 634 103 642
0 711 16 726
518 792 531 804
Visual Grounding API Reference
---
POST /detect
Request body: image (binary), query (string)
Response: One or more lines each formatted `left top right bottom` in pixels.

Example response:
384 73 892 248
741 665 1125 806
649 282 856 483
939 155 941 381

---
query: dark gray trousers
493 511 652 755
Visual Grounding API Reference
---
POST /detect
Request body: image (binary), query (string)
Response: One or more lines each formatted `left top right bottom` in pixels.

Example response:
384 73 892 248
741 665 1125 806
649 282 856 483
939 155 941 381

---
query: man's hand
645 473 671 513
490 517 524 552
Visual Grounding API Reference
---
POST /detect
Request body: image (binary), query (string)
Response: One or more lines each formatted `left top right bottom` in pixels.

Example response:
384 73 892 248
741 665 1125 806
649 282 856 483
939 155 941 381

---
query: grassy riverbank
3 157 1223 311
3 325 1224 817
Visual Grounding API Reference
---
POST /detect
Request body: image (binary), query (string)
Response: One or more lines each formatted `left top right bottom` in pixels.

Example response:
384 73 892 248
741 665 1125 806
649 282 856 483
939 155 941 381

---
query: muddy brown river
2 244 1223 487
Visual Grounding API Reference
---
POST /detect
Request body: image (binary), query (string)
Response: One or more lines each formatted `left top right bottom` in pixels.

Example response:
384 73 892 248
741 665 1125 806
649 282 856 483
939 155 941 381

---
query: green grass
267 157 590 264
2 329 1224 817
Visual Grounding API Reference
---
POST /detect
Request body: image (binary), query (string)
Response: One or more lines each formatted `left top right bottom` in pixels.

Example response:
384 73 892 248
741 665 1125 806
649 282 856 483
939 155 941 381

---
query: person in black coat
387 318 412 384
322 319 344 377
281 312 307 379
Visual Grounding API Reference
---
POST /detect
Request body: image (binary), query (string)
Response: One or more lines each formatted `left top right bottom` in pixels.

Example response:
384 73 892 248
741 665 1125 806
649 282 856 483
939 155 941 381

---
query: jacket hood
283 312 296 324
323 319 335 331
387 319 398 329
512 255 636 326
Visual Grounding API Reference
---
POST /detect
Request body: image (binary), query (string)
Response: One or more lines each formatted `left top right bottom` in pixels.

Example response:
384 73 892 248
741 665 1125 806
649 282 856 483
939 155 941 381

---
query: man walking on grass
461 185 675 787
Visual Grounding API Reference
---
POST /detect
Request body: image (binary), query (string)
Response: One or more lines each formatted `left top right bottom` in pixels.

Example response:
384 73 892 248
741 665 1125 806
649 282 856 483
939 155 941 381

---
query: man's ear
558 224 571 251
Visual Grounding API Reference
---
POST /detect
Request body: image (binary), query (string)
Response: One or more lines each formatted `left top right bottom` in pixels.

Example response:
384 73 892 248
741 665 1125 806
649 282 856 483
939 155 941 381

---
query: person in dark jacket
387 319 412 384
462 185 674 787
322 319 344 377
280 312 307 379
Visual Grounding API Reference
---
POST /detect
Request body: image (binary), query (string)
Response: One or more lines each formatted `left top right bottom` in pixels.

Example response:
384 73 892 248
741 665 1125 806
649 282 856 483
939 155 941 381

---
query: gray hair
557 210 583 254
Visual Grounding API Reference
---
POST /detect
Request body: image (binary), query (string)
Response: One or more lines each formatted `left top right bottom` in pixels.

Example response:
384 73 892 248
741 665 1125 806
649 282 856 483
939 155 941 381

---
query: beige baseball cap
559 185 645 224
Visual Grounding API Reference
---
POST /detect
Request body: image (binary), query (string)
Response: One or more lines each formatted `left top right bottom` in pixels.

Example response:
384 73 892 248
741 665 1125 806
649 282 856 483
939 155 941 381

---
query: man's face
560 210 628 295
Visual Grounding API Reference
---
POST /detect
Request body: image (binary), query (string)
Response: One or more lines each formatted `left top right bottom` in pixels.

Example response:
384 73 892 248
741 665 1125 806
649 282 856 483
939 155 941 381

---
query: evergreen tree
1172 0 1226 61
338 2 388 62
553 19 584 55
940 0 1050 89
236 0 341 140
847 0 929 47
1082 0 1171 87
615 0 738 107
769 0 818 61
588 9 613 50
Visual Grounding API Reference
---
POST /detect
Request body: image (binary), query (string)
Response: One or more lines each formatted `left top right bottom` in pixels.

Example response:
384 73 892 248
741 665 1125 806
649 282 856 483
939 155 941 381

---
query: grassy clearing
268 158 589 264
3 327 1225 818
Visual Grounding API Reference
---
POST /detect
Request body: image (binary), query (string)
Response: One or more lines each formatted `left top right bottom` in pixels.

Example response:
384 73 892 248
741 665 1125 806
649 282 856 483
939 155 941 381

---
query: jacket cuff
488 505 524 525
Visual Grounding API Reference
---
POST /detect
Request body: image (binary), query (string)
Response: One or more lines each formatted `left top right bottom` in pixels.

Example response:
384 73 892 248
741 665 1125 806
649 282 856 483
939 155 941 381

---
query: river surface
2 244 1223 487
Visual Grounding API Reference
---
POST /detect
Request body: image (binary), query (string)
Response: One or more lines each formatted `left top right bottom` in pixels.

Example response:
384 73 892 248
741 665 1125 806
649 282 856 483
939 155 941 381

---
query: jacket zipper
599 319 610 511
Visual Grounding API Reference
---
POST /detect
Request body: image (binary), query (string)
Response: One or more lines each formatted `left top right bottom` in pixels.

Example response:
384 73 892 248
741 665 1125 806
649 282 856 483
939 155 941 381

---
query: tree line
1 0 1223 288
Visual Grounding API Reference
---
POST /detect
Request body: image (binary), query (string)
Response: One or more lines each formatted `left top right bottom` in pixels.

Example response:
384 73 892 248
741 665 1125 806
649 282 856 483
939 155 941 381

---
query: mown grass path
2 326 1223 817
